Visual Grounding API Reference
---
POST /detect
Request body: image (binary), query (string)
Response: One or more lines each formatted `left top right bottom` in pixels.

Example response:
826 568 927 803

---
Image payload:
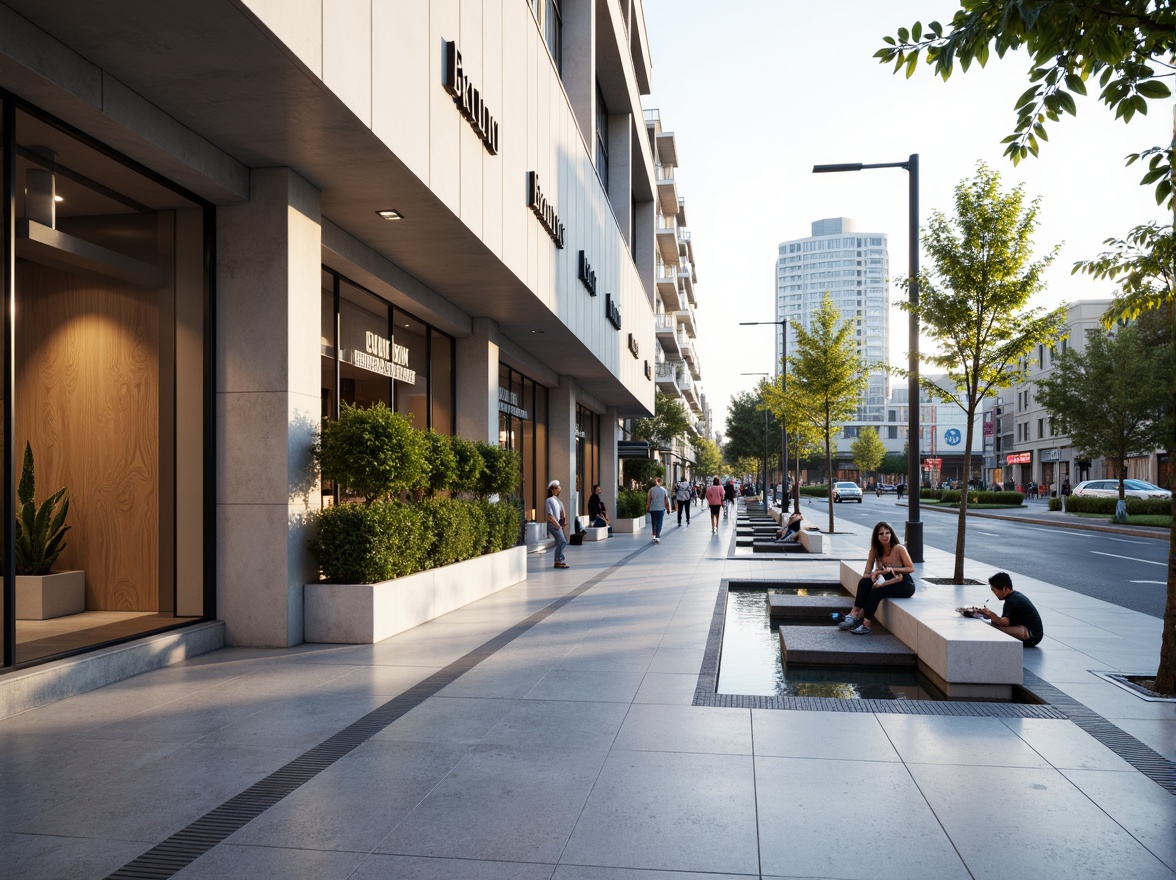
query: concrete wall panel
372 0 430 183
323 0 372 126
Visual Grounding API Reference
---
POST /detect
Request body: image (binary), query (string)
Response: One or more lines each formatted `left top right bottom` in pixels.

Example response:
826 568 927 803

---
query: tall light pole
812 154 922 562
740 319 794 513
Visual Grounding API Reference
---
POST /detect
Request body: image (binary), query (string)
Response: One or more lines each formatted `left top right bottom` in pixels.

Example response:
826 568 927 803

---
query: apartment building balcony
676 306 697 338
676 196 688 228
678 266 695 305
655 263 682 311
655 361 682 393
657 130 678 167
677 228 692 261
656 221 679 264
655 314 680 356
655 169 679 216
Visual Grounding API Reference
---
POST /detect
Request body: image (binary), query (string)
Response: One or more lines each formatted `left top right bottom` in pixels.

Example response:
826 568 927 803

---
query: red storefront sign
1006 452 1031 465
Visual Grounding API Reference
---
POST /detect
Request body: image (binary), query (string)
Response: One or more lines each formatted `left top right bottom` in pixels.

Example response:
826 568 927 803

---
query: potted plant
13 442 84 619
610 488 648 534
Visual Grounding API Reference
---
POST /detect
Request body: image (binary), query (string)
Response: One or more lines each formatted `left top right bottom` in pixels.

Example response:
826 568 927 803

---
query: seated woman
774 510 804 542
838 521 916 634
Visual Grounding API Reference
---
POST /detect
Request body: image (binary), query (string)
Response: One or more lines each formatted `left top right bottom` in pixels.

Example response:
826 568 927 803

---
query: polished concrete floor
0 502 1173 879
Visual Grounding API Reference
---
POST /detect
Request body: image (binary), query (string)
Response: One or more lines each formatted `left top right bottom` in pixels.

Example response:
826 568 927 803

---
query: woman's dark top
587 493 606 519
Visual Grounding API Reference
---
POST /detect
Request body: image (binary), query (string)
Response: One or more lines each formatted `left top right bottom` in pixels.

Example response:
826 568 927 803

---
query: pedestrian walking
545 480 569 569
674 477 693 526
646 476 670 543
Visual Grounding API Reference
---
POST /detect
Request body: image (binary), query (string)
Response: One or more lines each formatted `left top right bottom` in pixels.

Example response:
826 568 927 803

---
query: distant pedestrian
545 480 569 569
646 476 670 544
1061 479 1072 497
705 477 725 533
896 481 906 501
587 483 609 528
979 572 1043 647
674 478 693 526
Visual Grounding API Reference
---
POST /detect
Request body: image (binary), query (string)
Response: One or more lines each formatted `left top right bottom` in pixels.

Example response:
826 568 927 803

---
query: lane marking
1103 537 1146 545
1129 580 1167 585
1090 550 1166 566
974 531 1000 537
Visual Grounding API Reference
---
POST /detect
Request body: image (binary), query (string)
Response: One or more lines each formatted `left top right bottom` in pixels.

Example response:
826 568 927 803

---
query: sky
640 0 1170 437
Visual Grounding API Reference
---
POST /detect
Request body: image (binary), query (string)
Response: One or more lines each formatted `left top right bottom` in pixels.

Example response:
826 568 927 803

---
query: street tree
692 436 723 477
761 377 825 512
787 294 866 533
878 0 1176 694
851 427 887 487
631 392 692 450
900 164 1065 583
1036 325 1169 515
724 387 780 473
880 452 908 480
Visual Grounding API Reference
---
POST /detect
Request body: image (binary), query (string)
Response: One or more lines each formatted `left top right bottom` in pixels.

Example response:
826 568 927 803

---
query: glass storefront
498 364 547 521
2 97 212 670
576 404 600 516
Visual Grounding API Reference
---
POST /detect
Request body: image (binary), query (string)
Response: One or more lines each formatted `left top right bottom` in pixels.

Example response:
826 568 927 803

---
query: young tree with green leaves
631 391 692 457
724 387 780 473
761 376 825 512
851 427 887 487
878 0 1176 694
901 164 1065 582
692 436 723 477
1036 325 1169 514
786 294 867 533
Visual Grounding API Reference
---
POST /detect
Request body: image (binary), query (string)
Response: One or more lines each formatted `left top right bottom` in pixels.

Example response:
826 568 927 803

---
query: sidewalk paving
1 501 1173 879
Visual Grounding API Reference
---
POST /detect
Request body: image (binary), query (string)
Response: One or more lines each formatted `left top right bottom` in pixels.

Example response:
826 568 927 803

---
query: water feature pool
717 588 946 700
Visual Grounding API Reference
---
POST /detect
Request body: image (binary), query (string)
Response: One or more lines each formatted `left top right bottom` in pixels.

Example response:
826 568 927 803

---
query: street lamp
740 320 794 513
812 154 923 562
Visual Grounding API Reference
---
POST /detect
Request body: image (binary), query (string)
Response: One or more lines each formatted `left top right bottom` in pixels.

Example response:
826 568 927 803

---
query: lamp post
812 154 922 562
740 320 793 513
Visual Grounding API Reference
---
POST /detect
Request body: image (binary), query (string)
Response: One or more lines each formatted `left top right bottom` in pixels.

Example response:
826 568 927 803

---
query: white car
1071 479 1171 501
833 481 863 503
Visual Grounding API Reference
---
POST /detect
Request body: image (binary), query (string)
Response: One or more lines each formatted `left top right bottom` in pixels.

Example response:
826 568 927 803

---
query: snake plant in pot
13 441 82 619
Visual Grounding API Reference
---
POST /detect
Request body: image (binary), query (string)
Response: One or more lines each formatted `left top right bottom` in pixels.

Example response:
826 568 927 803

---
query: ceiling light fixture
53 195 64 202
375 209 404 220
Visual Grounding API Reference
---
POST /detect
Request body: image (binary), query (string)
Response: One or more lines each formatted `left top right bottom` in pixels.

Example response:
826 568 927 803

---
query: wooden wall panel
15 263 159 611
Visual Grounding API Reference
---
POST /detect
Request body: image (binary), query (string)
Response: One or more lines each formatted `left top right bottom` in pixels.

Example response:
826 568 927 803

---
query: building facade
0 0 665 669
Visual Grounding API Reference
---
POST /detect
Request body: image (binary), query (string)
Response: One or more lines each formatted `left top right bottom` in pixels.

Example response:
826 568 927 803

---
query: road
801 494 1169 618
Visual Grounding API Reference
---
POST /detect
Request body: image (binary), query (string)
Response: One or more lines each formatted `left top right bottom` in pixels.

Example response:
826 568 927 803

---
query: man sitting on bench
979 572 1044 647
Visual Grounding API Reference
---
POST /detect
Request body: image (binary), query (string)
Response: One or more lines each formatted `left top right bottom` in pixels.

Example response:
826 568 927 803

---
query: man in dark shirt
587 484 609 528
981 572 1044 647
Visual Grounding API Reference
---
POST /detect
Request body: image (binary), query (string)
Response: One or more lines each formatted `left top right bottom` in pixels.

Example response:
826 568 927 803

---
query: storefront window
392 311 428 428
429 329 454 433
4 101 210 668
339 280 391 411
498 364 547 520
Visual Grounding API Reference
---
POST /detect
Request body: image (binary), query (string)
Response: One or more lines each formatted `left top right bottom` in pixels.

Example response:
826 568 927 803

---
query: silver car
1072 479 1171 500
833 481 863 503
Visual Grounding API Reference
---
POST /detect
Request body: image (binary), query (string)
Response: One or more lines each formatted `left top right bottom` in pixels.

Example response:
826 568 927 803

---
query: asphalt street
797 493 1169 618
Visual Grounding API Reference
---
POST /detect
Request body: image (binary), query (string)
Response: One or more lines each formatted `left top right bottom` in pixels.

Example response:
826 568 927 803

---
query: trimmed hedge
616 489 648 519
938 490 1025 505
1048 495 1171 516
799 485 829 498
310 498 522 584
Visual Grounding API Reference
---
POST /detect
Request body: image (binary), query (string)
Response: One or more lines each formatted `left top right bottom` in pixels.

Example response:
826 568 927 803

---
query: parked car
833 481 863 503
1071 479 1171 501
878 483 898 494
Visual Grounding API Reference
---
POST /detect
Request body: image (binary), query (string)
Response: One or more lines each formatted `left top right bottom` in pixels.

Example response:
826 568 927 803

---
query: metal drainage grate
105 542 654 879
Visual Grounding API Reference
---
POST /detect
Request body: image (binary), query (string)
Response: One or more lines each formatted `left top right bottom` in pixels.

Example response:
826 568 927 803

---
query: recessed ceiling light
376 209 403 220
530 329 544 335
53 195 63 202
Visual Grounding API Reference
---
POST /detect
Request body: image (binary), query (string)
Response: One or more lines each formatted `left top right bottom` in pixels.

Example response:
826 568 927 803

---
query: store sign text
527 172 565 248
578 251 597 296
605 293 622 330
1006 451 1031 465
353 331 416 384
497 387 530 420
627 333 639 358
442 41 499 154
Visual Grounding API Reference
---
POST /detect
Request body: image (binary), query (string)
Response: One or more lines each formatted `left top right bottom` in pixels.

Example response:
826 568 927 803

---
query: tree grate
104 543 654 879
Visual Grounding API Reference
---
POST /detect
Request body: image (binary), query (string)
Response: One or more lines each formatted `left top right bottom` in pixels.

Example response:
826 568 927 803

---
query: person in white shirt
646 476 670 544
674 478 693 526
545 480 569 568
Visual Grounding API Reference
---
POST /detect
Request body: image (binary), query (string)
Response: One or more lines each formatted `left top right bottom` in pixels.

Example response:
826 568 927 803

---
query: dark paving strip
105 545 652 880
1021 669 1176 795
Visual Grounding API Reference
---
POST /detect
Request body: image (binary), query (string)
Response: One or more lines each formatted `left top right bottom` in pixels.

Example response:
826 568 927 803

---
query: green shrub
622 459 664 489
482 499 523 553
422 430 457 496
316 402 427 503
15 442 70 576
799 485 829 498
309 501 428 583
449 436 485 495
921 488 942 500
1054 494 1170 516
616 489 648 519
476 442 522 498
420 497 486 568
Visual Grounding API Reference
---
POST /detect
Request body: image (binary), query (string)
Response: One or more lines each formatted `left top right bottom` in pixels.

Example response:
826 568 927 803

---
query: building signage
923 457 942 469
627 333 639 358
644 360 652 380
1041 448 1060 462
605 293 622 330
442 41 499 154
352 331 416 384
577 251 597 296
527 172 565 248
497 387 529 420
1006 451 1031 465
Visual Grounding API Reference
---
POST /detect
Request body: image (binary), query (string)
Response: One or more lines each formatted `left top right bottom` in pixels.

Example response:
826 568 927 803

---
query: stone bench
582 526 608 542
838 560 1023 699
767 507 827 554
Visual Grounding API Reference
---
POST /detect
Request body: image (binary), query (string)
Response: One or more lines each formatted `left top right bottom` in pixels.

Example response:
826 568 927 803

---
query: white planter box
16 570 86 620
304 545 528 644
610 516 646 534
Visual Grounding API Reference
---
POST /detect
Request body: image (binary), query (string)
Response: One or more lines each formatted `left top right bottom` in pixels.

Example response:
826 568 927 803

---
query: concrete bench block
797 530 827 554
582 526 608 542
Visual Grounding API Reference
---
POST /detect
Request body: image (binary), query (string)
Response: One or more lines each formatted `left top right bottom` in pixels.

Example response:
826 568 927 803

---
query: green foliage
449 436 486 495
850 428 886 478
14 442 70 576
724 388 777 468
309 501 427 584
631 392 692 448
879 452 908 476
616 489 648 519
692 436 722 475
481 499 524 553
799 485 830 499
475 442 522 499
1049 494 1170 516
1037 325 1169 488
420 496 487 567
940 489 1025 506
422 430 457 496
316 402 427 504
622 459 664 489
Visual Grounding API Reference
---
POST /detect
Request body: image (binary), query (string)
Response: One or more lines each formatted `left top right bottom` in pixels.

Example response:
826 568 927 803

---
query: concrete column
549 375 578 513
601 407 619 517
609 112 633 246
561 0 594 145
216 167 321 647
455 317 500 442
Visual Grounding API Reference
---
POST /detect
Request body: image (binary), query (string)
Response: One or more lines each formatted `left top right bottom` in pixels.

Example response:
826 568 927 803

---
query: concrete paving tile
226 740 471 852
197 692 388 749
14 741 303 841
355 854 556 879
482 699 629 751
754 756 970 880
1107 717 1176 762
0 831 148 880
84 688 283 744
612 703 752 755
876 713 1052 768
375 744 605 863
752 708 901 761
436 659 554 699
1000 717 1135 771
555 644 657 673
908 763 1176 880
1058 768 1176 871
523 668 645 703
172 843 366 879
560 750 758 875
372 695 519 745
1053 681 1176 721
306 663 441 696
633 673 699 705
646 644 706 674
553 868 749 880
